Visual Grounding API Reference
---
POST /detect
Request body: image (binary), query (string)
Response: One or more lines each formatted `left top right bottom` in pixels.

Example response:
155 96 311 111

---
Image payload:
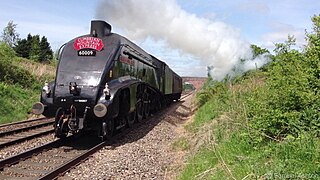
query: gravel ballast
0 134 55 160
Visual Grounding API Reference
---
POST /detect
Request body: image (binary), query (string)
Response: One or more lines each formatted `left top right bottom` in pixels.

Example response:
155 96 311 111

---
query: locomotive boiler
32 20 182 139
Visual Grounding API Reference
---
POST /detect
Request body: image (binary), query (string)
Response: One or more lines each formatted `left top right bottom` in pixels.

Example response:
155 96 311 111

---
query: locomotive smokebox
91 20 112 37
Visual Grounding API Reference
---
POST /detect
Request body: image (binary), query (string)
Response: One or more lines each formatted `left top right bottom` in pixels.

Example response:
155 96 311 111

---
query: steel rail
0 117 47 128
0 128 54 149
39 140 108 180
0 135 106 179
180 90 194 100
0 137 69 170
0 120 54 137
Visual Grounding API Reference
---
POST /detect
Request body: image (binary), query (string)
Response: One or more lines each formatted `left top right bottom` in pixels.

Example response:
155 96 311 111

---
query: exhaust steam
96 0 270 80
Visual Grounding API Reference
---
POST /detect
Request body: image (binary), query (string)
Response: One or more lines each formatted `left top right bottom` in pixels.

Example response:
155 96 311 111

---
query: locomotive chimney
90 20 112 37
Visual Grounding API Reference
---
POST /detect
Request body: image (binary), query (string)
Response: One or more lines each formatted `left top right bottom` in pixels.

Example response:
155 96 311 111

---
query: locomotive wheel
54 108 68 138
126 112 135 128
55 119 68 138
102 118 114 140
136 100 144 122
143 101 150 118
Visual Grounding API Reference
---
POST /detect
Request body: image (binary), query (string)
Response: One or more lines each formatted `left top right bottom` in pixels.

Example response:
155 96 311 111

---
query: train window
143 69 146 76
56 43 66 60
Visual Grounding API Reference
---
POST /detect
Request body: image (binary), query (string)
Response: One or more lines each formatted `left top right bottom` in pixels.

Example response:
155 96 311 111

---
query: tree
306 14 320 58
207 66 213 78
14 33 53 62
250 44 269 58
274 35 296 55
26 33 33 44
39 36 53 62
14 39 29 58
1 21 20 48
305 14 320 94
14 33 33 58
29 35 40 61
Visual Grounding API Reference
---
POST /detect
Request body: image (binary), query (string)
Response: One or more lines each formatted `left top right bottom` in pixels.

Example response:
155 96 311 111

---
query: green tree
306 14 320 60
26 33 33 57
39 36 53 62
304 14 320 120
29 35 40 61
250 44 269 58
26 33 33 45
307 15 320 44
1 21 20 48
14 34 33 58
14 39 29 58
274 35 296 55
247 16 320 140
14 33 53 62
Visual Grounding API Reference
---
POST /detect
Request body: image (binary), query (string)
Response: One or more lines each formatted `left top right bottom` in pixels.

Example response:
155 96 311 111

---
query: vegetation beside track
0 42 55 124
179 15 320 179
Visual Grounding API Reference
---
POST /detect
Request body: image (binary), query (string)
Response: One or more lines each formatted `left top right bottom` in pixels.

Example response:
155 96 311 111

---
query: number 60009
78 50 96 56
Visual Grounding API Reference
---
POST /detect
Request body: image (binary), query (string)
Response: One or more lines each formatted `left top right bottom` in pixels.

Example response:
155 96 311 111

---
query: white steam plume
96 0 270 80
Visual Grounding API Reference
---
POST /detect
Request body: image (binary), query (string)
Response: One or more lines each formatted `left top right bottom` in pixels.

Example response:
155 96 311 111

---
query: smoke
96 0 270 80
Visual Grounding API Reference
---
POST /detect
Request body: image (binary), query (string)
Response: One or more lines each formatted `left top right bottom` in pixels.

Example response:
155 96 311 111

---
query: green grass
186 99 225 133
180 104 320 179
0 82 40 124
172 137 190 151
180 147 219 179
0 42 55 124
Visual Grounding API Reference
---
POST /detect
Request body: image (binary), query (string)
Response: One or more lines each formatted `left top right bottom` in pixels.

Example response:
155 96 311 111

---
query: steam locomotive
32 20 182 139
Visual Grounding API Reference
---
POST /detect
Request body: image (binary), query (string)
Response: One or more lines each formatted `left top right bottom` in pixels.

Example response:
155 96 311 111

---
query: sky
0 0 319 77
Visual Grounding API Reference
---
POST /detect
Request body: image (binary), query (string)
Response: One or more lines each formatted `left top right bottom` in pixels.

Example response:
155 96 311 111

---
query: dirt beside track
63 94 195 180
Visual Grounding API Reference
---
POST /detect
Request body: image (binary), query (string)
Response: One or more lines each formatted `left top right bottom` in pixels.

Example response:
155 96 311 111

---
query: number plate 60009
78 49 96 56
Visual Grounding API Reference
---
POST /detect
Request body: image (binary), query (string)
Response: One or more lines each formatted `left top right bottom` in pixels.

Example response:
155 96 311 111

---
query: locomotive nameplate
74 37 104 51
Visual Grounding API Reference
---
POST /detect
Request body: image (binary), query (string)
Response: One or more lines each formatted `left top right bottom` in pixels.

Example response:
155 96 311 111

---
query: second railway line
0 118 54 150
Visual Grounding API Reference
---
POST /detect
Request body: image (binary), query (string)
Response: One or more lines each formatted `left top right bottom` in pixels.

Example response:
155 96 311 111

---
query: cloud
261 22 305 49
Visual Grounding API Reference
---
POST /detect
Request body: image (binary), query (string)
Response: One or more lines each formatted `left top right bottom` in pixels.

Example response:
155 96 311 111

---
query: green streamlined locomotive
32 20 182 139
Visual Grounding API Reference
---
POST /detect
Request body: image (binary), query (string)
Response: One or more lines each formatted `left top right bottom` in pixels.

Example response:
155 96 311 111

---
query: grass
0 82 41 124
13 57 56 81
180 109 320 179
180 147 219 179
205 132 320 179
0 43 55 124
172 137 190 151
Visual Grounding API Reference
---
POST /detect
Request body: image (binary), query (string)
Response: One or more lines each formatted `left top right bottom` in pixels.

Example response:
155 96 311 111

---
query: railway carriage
32 20 182 139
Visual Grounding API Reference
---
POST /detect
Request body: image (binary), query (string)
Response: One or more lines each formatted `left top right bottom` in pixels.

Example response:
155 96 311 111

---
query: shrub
0 42 36 88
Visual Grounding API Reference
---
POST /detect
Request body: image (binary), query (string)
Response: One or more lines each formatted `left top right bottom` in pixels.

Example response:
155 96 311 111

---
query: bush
196 78 229 107
246 36 320 140
0 42 36 88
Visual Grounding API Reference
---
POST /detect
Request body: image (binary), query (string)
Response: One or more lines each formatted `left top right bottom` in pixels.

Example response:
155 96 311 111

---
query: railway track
0 135 107 179
180 90 194 100
0 118 52 134
0 92 194 179
0 118 54 149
